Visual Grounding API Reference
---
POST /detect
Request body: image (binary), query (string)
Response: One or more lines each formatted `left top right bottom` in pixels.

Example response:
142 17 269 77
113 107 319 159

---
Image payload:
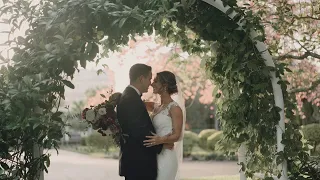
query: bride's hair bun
157 71 178 95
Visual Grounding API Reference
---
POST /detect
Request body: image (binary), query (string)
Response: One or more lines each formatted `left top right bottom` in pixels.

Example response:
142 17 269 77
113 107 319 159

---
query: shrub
207 131 238 153
207 131 223 151
183 131 199 157
85 132 115 150
198 129 217 149
301 124 320 153
80 137 87 146
190 150 237 161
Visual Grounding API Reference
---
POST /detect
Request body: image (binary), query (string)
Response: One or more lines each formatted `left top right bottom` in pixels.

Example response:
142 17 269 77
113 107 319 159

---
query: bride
143 71 186 180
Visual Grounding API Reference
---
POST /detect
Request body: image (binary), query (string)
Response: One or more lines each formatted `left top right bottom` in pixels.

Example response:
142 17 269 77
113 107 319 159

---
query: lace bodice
151 101 179 137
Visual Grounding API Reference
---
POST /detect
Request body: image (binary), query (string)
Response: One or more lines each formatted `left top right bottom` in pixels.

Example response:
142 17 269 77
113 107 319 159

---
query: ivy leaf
232 13 242 23
96 69 104 75
17 36 25 44
273 106 282 112
62 80 75 89
37 101 47 109
45 155 51 167
285 67 292 72
0 162 9 170
119 18 127 28
238 162 246 171
181 0 196 10
54 112 63 119
54 35 64 40
59 23 69 36
212 85 220 96
1 99 10 105
111 19 120 27
276 151 285 165
100 94 106 98
62 59 75 76
33 123 40 130
45 44 52 52
253 35 265 42
262 68 270 77
88 43 99 61
15 100 25 113
238 74 245 82
265 177 274 180
247 61 257 70
44 166 48 173
85 43 93 54
80 58 86 69
238 133 249 142
226 8 233 15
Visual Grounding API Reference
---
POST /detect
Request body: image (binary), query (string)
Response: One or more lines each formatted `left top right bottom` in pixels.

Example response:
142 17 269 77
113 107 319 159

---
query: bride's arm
144 106 183 146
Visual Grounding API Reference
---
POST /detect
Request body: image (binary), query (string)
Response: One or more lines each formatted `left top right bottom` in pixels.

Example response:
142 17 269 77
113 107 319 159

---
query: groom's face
140 71 152 93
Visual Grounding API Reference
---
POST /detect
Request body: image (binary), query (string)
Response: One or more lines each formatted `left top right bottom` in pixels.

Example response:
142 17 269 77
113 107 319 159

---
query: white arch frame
34 1 288 180
201 0 288 179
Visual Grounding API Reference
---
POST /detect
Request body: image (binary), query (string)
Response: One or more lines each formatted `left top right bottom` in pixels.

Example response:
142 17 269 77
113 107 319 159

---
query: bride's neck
160 94 172 104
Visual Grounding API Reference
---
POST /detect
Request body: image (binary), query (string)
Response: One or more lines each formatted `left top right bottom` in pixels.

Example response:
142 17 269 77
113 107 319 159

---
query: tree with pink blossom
86 35 217 129
240 0 320 124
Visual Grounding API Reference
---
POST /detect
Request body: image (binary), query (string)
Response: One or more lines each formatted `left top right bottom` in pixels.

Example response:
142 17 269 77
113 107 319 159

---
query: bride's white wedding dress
152 101 179 180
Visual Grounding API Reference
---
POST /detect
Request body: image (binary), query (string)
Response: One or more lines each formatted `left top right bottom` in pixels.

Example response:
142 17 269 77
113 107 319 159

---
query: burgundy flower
80 94 123 147
82 108 89 119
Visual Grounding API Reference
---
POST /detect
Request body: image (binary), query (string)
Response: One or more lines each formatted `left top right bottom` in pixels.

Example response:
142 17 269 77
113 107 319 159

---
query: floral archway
0 0 317 179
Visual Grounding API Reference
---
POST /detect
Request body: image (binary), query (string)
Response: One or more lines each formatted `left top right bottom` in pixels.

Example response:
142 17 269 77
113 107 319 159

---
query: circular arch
1 0 315 179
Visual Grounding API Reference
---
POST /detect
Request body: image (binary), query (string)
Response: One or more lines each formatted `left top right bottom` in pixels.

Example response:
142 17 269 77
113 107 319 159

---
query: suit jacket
117 86 163 178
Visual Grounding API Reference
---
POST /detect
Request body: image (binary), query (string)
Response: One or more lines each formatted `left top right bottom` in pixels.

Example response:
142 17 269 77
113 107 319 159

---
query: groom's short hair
129 63 152 83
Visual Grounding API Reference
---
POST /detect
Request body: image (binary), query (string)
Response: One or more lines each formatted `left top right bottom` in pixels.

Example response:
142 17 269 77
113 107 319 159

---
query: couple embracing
117 63 186 180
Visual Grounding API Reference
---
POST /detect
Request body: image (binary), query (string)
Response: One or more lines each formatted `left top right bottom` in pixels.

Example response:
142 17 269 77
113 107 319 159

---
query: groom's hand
163 143 174 150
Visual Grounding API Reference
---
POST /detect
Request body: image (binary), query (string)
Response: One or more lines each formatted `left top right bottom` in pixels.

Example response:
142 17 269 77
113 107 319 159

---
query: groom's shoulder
119 89 134 103
122 86 132 95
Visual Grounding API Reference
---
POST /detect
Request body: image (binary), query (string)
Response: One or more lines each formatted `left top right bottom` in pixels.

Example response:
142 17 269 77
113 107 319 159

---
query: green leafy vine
0 0 318 179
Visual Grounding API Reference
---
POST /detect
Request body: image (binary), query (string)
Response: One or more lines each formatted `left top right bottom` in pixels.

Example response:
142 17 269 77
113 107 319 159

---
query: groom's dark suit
117 86 163 180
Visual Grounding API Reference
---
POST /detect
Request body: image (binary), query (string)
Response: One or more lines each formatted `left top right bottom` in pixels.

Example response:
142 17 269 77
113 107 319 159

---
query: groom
117 63 172 180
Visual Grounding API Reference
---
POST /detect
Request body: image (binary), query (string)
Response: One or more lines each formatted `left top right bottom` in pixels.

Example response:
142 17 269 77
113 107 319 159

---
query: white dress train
152 101 180 180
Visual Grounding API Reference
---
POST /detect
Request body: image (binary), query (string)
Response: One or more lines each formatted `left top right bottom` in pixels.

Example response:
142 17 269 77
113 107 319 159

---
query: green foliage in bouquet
82 92 123 146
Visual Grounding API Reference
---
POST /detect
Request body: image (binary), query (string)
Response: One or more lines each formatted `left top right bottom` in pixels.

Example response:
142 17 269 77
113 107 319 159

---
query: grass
183 175 253 180
61 144 238 161
182 175 240 180
60 145 120 159
188 145 237 161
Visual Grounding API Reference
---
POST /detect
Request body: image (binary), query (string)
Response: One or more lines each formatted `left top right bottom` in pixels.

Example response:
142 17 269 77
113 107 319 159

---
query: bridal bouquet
81 92 123 146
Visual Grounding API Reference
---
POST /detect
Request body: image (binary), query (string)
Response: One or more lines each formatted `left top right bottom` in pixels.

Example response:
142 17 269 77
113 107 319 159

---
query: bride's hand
143 132 164 147
144 101 155 112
